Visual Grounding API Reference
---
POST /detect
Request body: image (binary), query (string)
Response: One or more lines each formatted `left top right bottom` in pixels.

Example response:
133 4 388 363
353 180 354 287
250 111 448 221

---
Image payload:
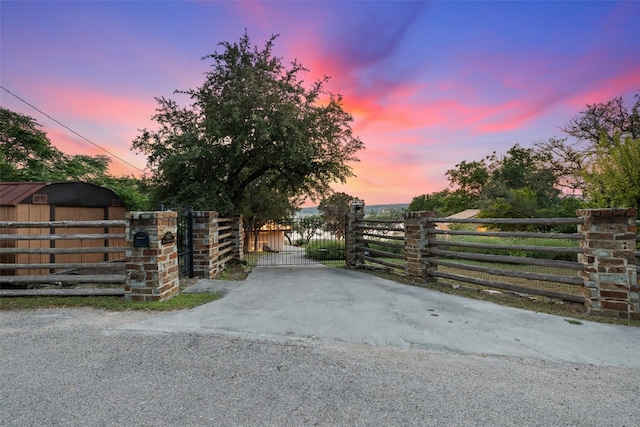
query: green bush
306 239 345 260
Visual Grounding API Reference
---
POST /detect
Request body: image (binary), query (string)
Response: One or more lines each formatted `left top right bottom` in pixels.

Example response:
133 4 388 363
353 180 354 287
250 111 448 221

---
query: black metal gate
244 217 346 266
176 208 194 278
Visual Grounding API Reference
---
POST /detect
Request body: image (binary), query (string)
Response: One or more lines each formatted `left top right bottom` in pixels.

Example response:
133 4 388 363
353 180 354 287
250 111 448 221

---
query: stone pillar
346 202 365 268
577 208 639 319
192 211 219 278
125 211 179 302
230 215 244 263
404 211 435 285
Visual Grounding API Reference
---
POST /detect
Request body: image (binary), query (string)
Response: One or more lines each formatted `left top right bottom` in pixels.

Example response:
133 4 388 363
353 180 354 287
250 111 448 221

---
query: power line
0 85 147 174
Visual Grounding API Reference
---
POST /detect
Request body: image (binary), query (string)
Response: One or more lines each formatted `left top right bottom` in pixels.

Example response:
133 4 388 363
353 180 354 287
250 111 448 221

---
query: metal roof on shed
0 182 48 206
0 182 123 207
446 209 481 219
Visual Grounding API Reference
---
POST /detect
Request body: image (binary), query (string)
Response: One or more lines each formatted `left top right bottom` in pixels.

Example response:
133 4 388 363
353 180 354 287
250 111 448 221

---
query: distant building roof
446 209 480 219
260 222 292 232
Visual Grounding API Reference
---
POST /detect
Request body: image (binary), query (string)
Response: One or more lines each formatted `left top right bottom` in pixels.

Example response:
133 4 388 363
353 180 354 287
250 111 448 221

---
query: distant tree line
408 91 640 219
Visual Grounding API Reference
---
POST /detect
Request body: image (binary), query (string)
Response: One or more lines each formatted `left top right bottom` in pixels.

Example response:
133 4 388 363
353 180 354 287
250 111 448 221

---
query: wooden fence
636 220 640 274
217 216 236 267
353 215 587 304
0 220 127 294
427 217 585 303
355 218 406 272
0 211 246 298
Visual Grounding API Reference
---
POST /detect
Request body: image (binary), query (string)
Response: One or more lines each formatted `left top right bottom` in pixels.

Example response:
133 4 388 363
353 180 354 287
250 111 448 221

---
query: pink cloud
5 79 155 177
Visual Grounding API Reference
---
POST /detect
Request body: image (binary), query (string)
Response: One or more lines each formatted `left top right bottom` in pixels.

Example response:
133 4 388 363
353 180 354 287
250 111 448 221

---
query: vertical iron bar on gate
185 207 194 278
176 206 195 278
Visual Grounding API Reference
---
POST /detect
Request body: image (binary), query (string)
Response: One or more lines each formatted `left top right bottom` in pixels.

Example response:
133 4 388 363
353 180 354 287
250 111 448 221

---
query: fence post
577 208 639 319
404 211 434 285
125 211 179 302
191 211 219 278
230 215 244 263
346 201 365 268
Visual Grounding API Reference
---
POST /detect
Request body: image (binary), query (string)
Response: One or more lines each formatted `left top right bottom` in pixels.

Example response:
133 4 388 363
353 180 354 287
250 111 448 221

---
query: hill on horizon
298 203 408 216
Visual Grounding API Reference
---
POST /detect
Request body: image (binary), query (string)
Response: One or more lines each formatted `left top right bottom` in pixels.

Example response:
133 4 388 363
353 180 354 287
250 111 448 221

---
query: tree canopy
0 106 150 210
562 92 639 146
318 192 361 240
133 32 364 216
582 134 640 210
1 106 106 182
409 91 640 219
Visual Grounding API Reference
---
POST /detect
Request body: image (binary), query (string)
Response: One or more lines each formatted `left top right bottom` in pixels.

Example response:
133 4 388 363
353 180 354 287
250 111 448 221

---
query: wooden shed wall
0 204 50 276
1 205 126 276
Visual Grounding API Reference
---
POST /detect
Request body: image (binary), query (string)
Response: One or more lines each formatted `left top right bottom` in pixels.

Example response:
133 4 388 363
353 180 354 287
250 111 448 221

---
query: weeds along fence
0 220 127 291
429 217 585 303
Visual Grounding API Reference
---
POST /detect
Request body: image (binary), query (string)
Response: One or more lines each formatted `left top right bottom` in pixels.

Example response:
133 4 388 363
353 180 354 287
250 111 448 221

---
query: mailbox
133 231 150 247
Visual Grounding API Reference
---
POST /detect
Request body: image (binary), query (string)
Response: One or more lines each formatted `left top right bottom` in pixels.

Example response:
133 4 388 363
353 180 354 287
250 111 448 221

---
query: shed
440 209 482 230
0 182 126 276
246 222 293 252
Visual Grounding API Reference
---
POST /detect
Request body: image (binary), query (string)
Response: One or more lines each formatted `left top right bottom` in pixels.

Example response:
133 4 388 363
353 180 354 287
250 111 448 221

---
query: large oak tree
133 33 364 215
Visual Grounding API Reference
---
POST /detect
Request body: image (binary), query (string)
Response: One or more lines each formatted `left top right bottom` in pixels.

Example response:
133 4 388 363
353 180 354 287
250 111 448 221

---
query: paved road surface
132 264 639 368
2 265 639 426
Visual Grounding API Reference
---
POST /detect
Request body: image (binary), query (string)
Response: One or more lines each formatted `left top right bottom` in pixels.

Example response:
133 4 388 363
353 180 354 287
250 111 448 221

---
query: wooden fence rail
350 215 587 304
636 220 640 274
1 212 245 300
354 219 406 272
0 220 127 288
217 217 236 266
428 216 585 303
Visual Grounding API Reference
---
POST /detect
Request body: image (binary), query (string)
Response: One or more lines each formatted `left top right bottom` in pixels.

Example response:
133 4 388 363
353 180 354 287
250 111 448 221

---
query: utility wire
1 85 146 174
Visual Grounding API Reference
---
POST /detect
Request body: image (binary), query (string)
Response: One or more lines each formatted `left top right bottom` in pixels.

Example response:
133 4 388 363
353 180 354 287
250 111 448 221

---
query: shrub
306 239 345 260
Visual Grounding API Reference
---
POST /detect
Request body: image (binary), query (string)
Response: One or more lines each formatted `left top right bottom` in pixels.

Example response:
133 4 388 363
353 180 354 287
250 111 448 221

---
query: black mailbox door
133 231 150 247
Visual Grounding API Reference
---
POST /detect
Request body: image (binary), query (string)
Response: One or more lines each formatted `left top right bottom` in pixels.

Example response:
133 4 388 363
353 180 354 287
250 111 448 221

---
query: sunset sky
1 1 639 206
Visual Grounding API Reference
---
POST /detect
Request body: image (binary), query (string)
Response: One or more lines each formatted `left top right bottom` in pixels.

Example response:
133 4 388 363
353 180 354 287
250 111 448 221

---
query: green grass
0 291 221 311
436 235 580 261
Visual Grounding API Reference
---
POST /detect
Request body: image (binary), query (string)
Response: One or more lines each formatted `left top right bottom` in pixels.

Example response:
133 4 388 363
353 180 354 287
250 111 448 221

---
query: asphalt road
2 265 639 426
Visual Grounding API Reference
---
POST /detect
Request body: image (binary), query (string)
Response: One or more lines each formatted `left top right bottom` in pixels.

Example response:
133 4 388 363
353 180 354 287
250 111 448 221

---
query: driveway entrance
244 218 345 267
125 265 640 368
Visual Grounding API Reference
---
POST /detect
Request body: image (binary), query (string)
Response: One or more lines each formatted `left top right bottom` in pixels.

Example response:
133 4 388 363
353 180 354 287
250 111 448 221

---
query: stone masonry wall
346 202 365 268
192 211 219 278
578 208 639 319
125 211 179 302
404 211 434 285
